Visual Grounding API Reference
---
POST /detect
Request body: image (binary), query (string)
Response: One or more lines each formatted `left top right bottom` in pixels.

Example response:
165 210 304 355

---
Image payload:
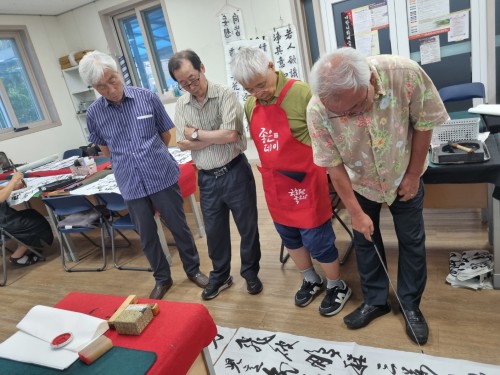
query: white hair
309 47 371 101
230 47 271 85
78 50 118 86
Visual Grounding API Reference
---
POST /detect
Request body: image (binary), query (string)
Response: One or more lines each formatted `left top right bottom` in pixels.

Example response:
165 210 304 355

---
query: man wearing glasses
168 50 262 300
79 51 209 300
307 47 448 345
230 47 351 317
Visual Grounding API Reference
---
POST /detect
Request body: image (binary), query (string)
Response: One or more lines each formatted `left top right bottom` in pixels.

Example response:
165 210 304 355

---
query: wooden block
108 295 138 329
78 335 113 365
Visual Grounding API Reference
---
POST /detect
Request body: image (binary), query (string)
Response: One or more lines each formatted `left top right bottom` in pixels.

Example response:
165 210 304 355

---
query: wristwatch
191 129 199 140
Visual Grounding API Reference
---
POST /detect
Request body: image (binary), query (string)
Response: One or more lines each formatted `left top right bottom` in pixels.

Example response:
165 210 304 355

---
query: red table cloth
54 292 216 375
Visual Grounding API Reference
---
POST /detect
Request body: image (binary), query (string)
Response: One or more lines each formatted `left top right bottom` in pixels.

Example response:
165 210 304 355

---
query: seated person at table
0 172 53 265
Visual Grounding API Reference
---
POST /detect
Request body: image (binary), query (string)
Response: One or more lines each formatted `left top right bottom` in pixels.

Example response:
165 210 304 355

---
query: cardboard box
59 50 93 70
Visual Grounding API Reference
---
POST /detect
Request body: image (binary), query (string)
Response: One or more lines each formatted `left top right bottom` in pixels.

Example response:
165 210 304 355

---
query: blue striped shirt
86 85 180 200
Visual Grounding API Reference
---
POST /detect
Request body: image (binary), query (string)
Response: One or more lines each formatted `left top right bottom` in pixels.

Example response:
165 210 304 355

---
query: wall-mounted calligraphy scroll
271 24 303 80
218 9 245 44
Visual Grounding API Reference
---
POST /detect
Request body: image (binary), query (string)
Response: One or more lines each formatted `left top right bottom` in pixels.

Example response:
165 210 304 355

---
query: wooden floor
1 165 500 368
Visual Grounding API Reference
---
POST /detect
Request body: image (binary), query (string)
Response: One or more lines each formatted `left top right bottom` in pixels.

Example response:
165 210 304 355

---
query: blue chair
63 148 83 159
95 193 151 271
438 82 486 103
0 226 45 286
438 82 489 132
42 195 107 272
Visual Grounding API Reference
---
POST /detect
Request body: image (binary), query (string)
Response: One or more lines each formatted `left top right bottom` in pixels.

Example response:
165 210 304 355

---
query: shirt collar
369 64 386 100
104 84 134 107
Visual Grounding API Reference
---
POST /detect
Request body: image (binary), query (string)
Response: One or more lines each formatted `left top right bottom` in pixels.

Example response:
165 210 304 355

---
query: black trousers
126 183 200 285
352 180 426 310
198 155 261 284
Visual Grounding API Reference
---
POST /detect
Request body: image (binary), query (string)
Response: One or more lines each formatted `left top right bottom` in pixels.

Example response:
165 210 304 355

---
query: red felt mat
55 292 216 375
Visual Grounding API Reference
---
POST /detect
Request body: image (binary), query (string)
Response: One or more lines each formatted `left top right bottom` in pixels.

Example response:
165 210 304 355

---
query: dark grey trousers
126 183 200 285
352 180 426 310
198 155 261 284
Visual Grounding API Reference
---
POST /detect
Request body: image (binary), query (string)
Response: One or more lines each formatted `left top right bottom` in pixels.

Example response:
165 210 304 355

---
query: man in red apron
231 47 351 316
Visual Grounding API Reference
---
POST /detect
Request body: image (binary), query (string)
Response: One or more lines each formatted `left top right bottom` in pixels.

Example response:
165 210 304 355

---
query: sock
327 278 344 289
300 267 321 284
11 255 29 264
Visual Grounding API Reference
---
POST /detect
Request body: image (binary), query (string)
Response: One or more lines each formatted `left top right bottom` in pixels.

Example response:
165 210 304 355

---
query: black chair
96 193 152 271
63 148 84 159
42 195 107 272
0 226 45 286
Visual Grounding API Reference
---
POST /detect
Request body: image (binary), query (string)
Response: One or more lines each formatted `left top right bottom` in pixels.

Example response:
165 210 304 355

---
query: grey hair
230 47 271 85
309 47 371 101
79 50 118 86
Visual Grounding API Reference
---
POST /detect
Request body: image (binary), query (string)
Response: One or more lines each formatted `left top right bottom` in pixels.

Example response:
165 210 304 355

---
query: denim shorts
274 219 338 263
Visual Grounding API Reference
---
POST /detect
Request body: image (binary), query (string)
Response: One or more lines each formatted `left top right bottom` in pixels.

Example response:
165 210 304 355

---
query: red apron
250 80 332 228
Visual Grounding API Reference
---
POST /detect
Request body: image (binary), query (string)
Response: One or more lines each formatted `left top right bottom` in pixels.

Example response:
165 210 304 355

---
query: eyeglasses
244 81 267 95
179 75 201 91
328 86 370 119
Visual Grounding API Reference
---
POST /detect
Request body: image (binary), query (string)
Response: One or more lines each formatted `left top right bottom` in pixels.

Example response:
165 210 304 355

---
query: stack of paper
0 305 109 370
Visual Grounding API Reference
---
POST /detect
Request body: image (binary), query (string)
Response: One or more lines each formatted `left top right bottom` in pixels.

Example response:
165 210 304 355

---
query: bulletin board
408 0 471 92
330 0 392 55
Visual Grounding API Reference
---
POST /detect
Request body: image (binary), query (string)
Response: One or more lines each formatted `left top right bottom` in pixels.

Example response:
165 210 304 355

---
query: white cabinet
62 66 99 139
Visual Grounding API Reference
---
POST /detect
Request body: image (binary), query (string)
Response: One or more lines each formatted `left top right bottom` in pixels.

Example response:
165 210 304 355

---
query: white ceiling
0 0 97 16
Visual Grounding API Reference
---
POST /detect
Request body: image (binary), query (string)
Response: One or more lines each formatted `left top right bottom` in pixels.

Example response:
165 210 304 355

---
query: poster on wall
341 1 388 56
271 24 302 80
407 0 450 40
419 35 441 65
218 8 245 44
448 9 470 42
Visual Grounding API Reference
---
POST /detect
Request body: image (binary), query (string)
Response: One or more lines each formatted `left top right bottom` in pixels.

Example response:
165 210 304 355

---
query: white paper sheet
0 305 108 370
469 104 500 116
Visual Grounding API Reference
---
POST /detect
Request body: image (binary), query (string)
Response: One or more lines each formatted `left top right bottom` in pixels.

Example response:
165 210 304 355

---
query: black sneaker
202 276 233 300
319 281 352 316
246 277 263 295
295 277 324 307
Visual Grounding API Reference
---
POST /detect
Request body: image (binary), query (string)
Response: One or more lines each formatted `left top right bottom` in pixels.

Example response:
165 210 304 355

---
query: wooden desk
54 292 216 375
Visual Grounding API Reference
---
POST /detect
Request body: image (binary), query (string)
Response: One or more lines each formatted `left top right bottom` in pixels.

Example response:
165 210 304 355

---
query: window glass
0 28 58 139
0 38 42 128
114 3 174 94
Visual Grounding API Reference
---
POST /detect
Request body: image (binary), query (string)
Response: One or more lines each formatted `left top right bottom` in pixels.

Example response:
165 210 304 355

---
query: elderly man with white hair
306 47 448 345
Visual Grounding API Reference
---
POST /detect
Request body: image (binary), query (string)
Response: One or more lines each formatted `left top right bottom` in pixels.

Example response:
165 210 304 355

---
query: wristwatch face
192 129 198 140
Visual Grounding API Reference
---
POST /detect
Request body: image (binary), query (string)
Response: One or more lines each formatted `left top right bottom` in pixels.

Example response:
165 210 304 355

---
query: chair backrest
63 148 84 159
42 195 96 216
95 193 127 211
438 82 485 103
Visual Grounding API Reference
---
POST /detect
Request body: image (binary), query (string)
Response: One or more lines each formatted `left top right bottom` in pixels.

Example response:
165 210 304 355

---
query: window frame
0 26 60 140
101 0 176 96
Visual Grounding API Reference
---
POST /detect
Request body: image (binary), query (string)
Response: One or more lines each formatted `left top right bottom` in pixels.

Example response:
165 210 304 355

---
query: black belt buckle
213 166 228 178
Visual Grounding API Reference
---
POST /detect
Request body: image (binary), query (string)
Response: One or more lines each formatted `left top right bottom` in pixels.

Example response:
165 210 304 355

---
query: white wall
0 0 294 165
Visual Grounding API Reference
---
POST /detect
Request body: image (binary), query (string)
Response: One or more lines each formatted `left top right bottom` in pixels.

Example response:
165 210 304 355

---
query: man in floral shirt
307 47 448 345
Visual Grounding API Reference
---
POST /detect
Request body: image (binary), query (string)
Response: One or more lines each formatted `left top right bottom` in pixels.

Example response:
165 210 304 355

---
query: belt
202 154 243 178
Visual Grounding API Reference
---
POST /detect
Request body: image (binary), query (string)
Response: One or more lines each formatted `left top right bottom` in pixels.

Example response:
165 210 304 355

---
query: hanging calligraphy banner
270 25 303 80
218 9 245 44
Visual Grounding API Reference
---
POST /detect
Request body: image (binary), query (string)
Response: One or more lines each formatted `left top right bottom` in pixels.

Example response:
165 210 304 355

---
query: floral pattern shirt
307 55 449 205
